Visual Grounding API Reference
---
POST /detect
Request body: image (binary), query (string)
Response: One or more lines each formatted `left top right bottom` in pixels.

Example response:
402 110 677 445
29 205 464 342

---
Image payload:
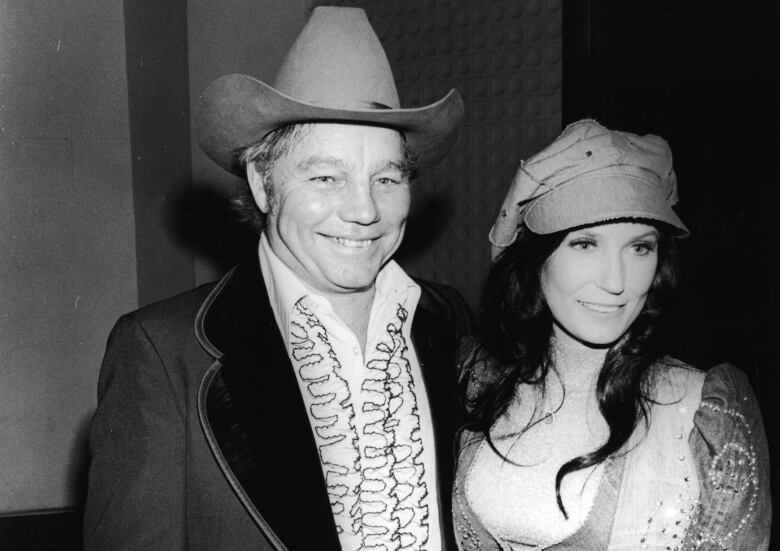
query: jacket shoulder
125 281 218 333
414 278 474 339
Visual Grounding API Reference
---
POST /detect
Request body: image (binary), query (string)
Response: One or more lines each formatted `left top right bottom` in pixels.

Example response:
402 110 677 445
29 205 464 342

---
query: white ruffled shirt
258 234 442 551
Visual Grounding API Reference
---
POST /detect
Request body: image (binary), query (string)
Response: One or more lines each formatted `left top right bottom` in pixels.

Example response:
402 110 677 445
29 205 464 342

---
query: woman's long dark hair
460 222 681 518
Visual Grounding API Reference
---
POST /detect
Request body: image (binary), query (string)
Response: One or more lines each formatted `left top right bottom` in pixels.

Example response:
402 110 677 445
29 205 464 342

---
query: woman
453 120 770 550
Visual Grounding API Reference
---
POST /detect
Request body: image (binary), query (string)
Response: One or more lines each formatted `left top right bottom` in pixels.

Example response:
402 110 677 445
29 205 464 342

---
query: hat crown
194 6 464 177
488 119 688 258
523 119 677 201
273 7 400 109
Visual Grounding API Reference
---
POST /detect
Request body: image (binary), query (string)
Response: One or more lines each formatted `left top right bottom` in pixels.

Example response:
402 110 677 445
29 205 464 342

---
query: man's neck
327 286 376 353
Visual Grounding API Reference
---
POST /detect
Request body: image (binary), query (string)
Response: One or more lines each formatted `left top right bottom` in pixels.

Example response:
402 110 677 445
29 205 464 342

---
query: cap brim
195 74 464 177
523 175 690 237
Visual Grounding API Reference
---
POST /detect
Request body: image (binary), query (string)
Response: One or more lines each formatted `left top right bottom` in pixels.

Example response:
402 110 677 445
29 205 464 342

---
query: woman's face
541 222 660 346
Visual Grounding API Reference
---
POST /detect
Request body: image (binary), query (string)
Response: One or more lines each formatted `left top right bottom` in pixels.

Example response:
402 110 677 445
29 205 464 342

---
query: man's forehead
297 122 404 144
294 155 406 172
284 123 406 166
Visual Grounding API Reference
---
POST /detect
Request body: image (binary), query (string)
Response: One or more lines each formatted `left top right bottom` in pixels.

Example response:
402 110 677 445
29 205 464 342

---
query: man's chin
325 270 383 295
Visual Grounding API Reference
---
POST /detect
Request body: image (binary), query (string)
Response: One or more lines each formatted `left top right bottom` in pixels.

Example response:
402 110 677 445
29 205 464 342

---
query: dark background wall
564 1 779 377
332 0 563 311
564 3 779 544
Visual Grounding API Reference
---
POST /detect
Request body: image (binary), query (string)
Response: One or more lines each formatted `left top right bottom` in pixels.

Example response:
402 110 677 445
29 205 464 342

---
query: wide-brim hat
195 6 464 177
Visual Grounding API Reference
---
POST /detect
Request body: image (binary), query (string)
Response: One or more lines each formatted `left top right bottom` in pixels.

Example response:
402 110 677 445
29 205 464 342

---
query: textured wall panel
324 0 562 311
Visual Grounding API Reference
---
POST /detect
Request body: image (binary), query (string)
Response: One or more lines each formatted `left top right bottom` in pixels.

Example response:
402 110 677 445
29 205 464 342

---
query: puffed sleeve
682 364 771 550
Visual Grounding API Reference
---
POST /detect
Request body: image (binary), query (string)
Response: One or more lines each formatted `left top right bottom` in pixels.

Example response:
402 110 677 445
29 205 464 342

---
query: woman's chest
462 398 611 548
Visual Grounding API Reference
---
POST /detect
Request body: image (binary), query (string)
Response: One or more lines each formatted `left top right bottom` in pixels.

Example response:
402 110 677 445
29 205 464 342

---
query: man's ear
246 163 270 214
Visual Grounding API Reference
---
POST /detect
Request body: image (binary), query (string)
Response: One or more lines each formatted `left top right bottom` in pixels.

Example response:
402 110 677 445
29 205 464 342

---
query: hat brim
523 175 690 237
195 74 464 177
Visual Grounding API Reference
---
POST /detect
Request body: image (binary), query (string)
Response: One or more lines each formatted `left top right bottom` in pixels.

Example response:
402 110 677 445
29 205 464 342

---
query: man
83 7 469 551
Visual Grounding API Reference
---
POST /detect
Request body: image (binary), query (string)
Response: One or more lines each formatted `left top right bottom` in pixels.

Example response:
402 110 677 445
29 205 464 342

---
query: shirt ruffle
291 297 430 551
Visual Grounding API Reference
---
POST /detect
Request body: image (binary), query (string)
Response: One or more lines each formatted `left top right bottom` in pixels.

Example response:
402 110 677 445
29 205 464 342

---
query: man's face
249 123 411 297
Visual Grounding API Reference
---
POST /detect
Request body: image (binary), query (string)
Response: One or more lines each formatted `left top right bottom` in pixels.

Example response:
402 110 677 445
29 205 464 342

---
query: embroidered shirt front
258 235 441 551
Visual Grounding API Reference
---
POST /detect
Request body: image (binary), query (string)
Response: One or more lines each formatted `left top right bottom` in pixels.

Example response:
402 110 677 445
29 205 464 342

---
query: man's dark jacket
83 256 472 550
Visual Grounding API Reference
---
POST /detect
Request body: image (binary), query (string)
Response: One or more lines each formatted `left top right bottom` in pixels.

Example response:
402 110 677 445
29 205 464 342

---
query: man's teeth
580 302 621 313
328 236 373 248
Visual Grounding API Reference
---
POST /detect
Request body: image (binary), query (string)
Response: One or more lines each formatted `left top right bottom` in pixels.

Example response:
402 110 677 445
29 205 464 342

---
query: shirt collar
257 233 420 348
258 233 309 348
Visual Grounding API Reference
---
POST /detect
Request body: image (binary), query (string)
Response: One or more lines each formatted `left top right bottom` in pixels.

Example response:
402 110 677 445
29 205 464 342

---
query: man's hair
232 123 311 233
233 123 420 234
460 221 681 518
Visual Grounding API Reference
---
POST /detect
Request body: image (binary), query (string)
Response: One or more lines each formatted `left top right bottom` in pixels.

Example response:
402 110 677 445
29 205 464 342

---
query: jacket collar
196 256 459 550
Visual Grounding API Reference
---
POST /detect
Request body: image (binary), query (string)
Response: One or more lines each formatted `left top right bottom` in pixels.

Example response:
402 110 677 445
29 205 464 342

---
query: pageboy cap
489 119 688 259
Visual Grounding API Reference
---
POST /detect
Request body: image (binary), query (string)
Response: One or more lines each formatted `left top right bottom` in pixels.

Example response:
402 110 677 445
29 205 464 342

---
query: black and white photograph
0 1 777 549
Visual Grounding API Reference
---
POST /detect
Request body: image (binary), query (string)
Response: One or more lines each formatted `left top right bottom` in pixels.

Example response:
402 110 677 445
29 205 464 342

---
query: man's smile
322 234 379 248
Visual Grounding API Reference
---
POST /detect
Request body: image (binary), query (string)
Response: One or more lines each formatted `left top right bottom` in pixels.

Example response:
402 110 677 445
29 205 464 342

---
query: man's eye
310 176 336 184
376 177 401 185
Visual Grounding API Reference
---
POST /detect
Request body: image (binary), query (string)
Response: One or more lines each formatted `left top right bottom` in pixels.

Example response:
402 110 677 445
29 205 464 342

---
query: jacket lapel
411 301 459 551
195 258 341 551
196 258 463 551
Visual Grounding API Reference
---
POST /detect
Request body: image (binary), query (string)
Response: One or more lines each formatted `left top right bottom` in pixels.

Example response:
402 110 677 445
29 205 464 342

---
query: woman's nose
596 252 625 295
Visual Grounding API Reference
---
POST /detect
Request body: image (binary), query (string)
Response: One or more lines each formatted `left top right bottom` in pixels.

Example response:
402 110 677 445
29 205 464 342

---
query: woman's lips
578 300 624 314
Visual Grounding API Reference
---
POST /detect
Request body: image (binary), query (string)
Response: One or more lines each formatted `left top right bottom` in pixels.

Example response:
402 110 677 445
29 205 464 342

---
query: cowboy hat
195 6 464 177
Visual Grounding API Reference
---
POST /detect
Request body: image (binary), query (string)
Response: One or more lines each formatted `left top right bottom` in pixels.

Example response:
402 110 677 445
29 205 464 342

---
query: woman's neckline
550 326 609 391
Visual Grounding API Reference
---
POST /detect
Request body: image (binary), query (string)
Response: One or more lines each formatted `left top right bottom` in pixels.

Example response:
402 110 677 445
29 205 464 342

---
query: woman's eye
376 177 401 186
569 239 595 250
630 242 656 256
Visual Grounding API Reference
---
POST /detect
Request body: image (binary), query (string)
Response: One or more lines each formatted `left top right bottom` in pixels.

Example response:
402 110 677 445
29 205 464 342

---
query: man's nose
339 180 380 225
596 252 625 295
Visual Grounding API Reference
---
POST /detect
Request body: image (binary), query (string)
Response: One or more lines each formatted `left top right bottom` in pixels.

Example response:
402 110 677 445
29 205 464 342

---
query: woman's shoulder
652 358 755 395
698 363 760 412
649 359 762 421
645 357 765 452
647 356 705 404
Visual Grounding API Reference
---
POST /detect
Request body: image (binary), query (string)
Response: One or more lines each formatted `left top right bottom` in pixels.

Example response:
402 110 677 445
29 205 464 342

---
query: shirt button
352 346 360 355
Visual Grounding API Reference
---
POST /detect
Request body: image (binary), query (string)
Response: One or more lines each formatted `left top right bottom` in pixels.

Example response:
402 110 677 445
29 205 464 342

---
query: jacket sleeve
683 363 771 551
83 314 187 551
